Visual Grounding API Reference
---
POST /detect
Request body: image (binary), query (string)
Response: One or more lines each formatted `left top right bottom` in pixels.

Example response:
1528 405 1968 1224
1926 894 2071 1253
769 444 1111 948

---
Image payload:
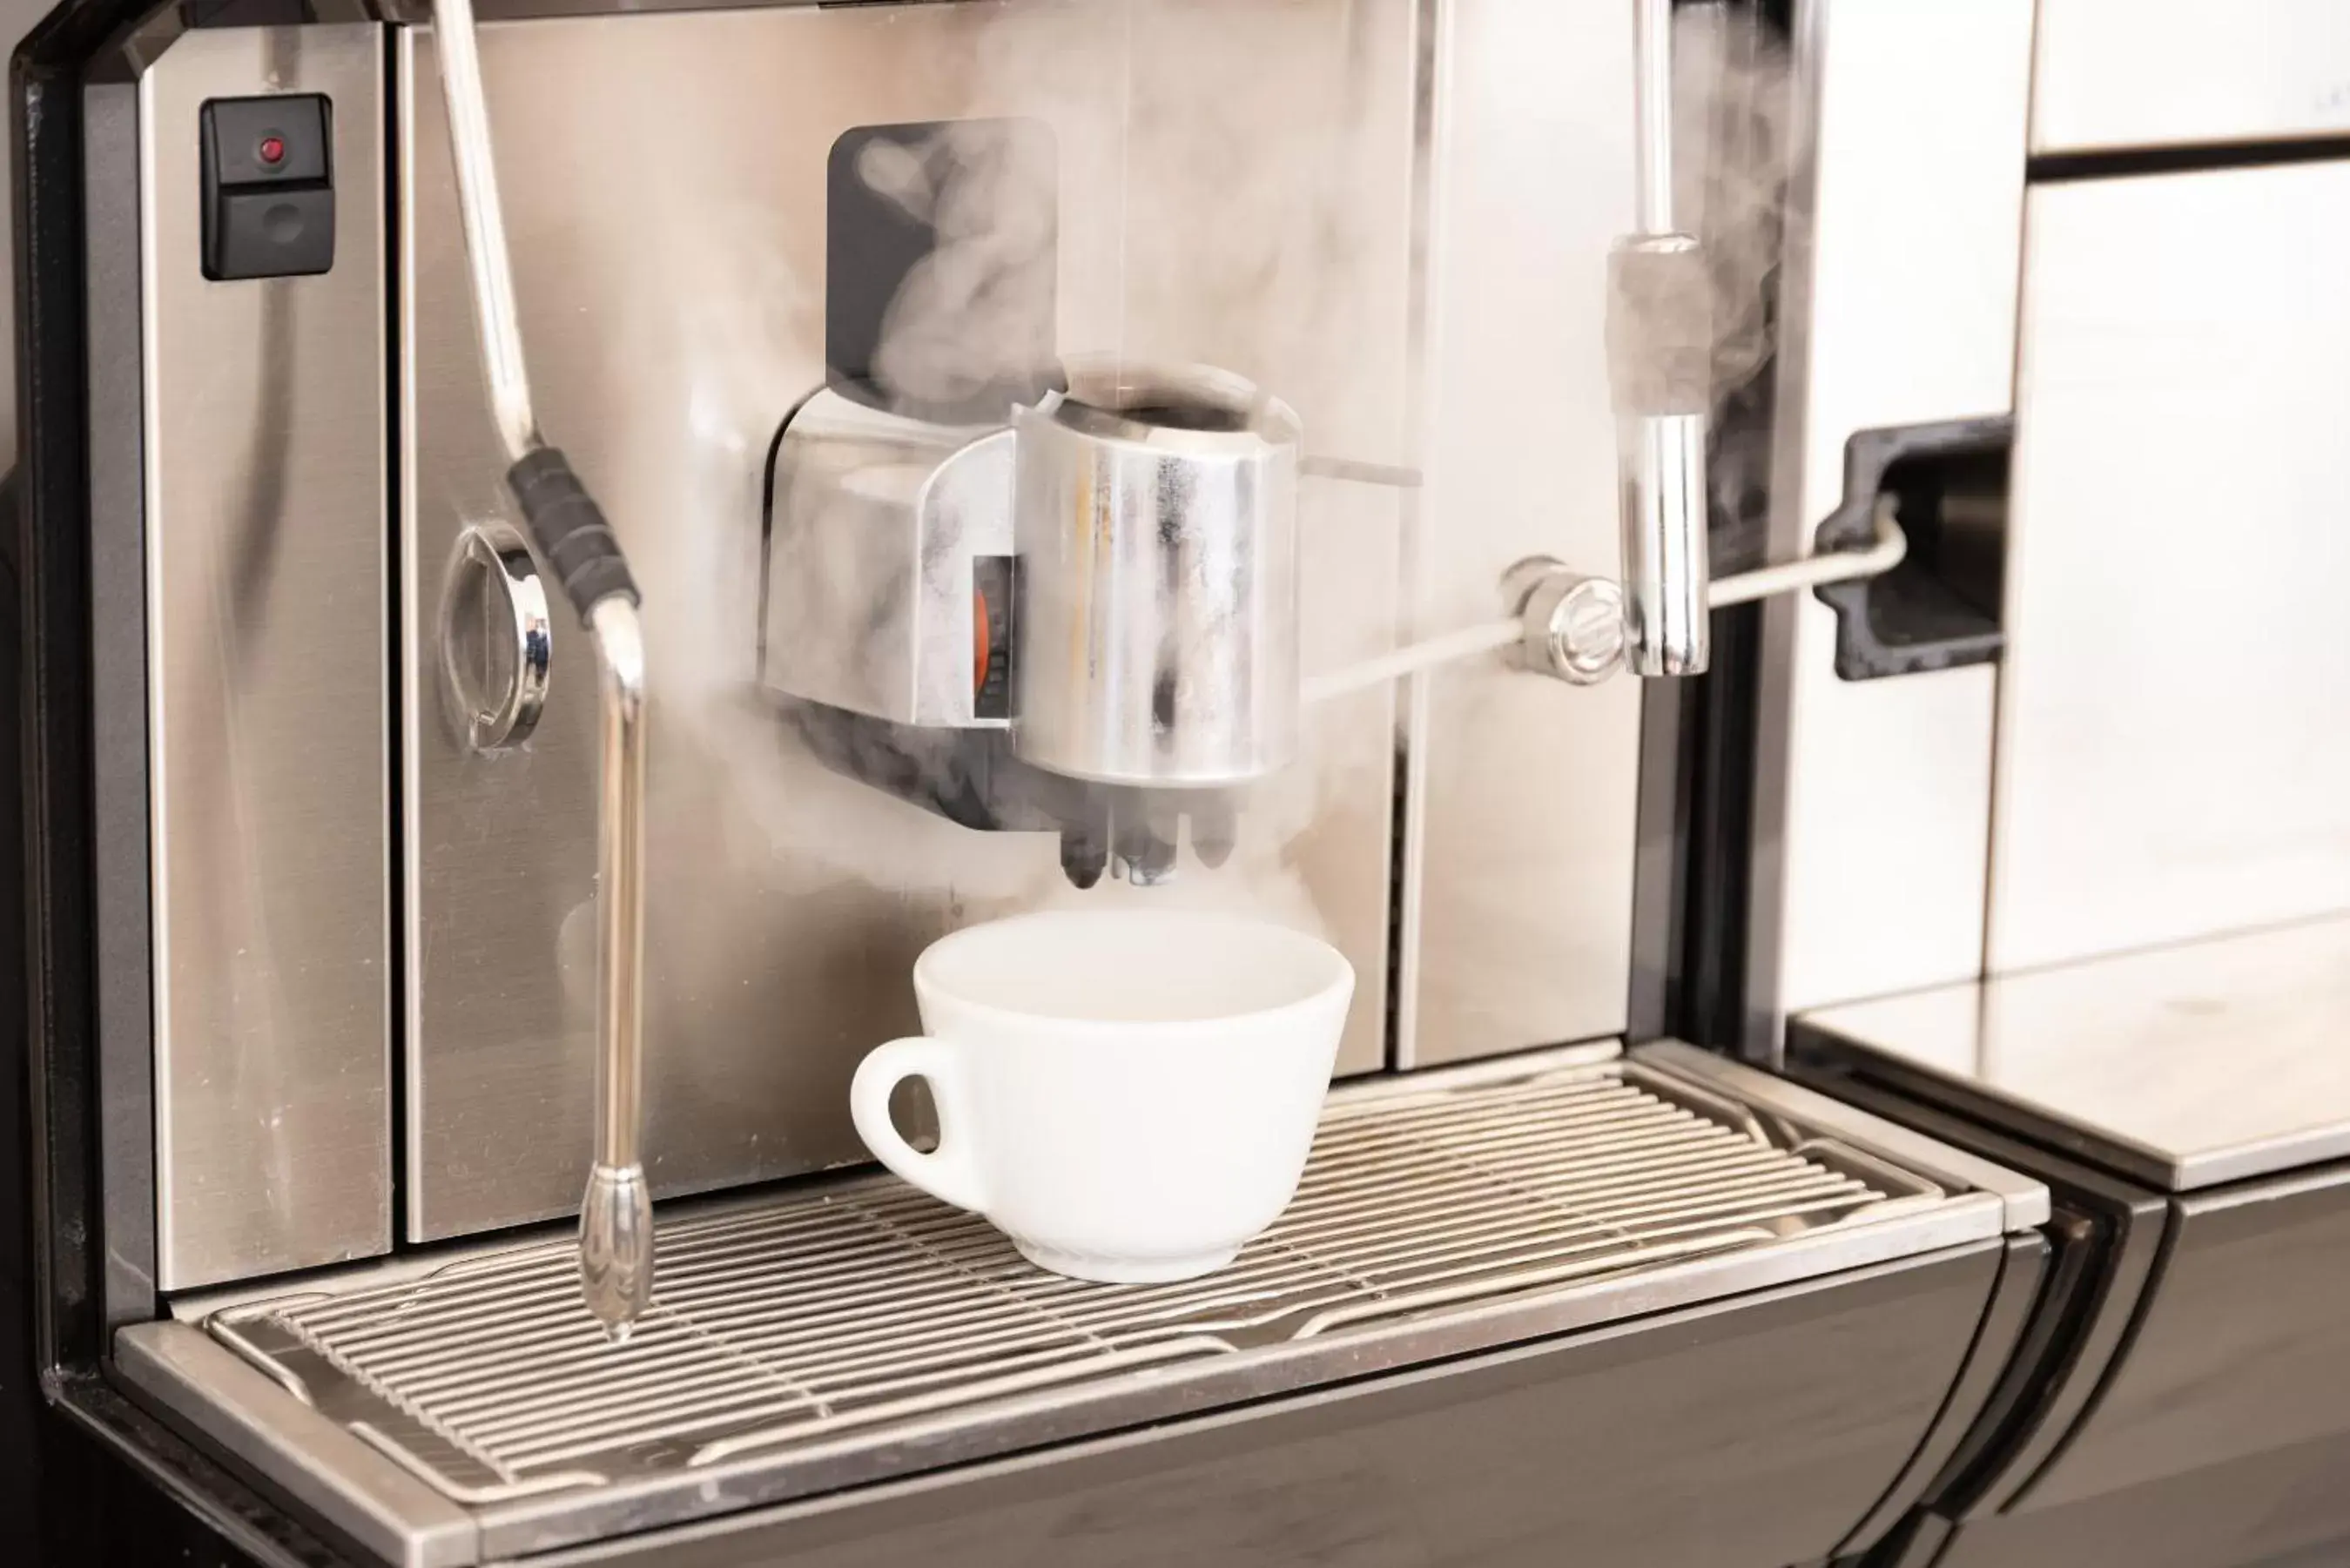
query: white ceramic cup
849 908 1355 1283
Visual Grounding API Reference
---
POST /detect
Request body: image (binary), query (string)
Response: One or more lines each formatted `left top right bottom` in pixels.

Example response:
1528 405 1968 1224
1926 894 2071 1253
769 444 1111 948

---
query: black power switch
201 95 333 280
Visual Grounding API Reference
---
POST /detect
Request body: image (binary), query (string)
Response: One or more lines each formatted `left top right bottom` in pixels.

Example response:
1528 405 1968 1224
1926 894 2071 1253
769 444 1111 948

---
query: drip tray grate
201 1051 1950 1510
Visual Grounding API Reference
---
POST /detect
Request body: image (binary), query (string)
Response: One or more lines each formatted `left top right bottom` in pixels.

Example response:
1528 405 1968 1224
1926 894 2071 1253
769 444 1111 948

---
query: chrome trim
1633 1040 2051 1229
579 596 651 1336
1301 508 1907 697
1615 405 1712 676
433 0 538 466
1614 0 1710 676
439 525 551 752
114 1323 479 1568
208 1316 318 1408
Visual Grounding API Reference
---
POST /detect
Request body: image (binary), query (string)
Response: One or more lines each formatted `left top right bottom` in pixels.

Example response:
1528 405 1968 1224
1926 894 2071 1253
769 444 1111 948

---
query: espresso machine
5 0 2349 1565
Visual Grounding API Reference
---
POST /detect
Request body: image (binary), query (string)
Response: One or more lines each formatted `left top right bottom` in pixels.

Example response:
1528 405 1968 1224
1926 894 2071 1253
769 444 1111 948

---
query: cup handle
850 1037 987 1215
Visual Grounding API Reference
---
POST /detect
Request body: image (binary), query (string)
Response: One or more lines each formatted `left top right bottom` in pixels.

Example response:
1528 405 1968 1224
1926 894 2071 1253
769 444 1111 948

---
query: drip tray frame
115 1041 2044 1566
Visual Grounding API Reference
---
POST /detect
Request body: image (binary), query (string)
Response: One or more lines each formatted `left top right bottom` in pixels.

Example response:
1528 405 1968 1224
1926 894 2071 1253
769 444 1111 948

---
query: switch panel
200 94 333 279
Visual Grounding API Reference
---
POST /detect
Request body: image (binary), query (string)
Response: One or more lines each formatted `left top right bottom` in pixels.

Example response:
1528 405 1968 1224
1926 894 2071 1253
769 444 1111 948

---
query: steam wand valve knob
1503 555 1627 686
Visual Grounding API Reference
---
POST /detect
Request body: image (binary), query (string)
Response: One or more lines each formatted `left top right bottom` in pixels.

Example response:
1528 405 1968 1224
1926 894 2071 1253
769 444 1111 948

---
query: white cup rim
912 907 1353 1036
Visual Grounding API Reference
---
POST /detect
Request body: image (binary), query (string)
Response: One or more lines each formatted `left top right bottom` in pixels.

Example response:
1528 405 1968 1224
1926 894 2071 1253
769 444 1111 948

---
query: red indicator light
258 135 286 166
973 589 991 694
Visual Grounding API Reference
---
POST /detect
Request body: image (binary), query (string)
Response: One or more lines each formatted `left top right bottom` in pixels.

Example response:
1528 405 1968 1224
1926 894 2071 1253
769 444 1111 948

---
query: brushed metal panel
400 1 1412 1241
1990 163 2350 973
1799 916 2350 1192
1748 0 2030 1038
2032 0 2350 155
144 25 392 1289
1397 0 1640 1065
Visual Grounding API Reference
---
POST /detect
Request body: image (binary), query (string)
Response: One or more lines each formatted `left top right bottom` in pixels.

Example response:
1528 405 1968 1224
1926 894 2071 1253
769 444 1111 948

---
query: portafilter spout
434 0 653 1339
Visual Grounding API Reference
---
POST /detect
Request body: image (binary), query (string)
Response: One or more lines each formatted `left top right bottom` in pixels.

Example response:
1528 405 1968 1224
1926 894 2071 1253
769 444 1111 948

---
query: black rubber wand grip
507 446 639 622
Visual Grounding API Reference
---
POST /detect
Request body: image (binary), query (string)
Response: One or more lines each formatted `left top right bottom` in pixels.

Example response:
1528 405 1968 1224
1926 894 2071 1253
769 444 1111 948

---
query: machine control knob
1504 557 1627 685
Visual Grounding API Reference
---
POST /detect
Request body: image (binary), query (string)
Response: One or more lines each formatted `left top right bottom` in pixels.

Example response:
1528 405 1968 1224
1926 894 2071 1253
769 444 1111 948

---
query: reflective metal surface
441 526 551 752
1302 504 1907 697
435 0 660 1337
114 1326 478 1568
143 25 391 1289
579 596 653 1334
762 392 1013 729
127 1043 2030 1564
1746 0 2031 1041
1011 365 1299 787
2032 0 2350 155
1637 1040 2050 1230
1990 161 2350 973
433 0 538 465
400 1 1411 1242
1514 564 1627 686
1796 916 2350 1192
1613 0 1709 677
1613 405 1709 676
1399 0 1643 1065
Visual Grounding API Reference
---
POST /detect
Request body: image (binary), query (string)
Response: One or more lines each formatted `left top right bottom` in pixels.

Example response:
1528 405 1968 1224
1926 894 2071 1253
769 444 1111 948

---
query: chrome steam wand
434 0 654 1339
1611 0 1712 676
1296 2 1903 705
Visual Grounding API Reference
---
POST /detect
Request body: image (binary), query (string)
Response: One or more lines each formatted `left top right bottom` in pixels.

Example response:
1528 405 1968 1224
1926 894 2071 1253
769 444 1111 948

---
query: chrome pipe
1617 406 1710 676
1633 0 1677 233
433 0 536 466
580 597 652 1337
434 0 654 1338
1298 501 1908 698
1613 0 1713 676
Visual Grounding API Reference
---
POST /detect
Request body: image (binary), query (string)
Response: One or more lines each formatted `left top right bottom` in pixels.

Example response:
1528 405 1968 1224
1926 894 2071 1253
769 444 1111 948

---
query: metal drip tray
215 1059 1909 1493
118 1043 2041 1563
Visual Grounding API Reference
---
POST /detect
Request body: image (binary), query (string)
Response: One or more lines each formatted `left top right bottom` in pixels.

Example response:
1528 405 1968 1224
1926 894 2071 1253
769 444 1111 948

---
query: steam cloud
610 0 1798 1048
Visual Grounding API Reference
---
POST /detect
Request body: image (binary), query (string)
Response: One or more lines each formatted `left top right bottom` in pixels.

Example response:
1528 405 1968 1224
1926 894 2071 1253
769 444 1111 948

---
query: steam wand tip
580 1162 655 1339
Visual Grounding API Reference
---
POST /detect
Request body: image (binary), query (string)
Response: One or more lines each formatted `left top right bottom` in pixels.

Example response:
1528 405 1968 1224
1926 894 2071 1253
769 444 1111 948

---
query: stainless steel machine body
400 0 1427 1252
91 0 1697 1277
105 24 396 1294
